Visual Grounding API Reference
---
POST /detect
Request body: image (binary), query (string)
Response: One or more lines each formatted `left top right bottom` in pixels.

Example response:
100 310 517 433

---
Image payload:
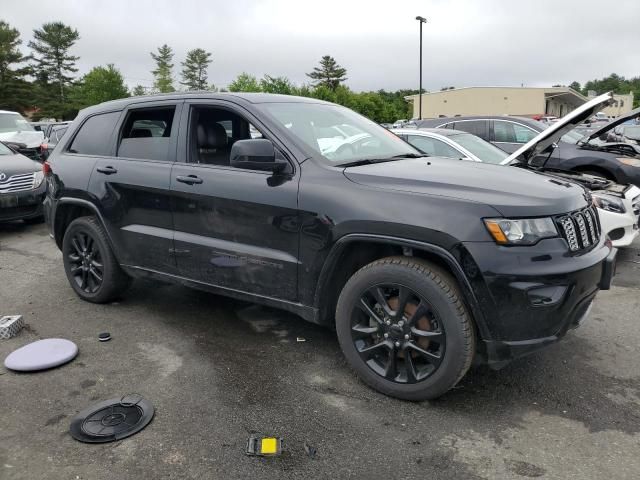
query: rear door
170 100 300 301
86 101 183 274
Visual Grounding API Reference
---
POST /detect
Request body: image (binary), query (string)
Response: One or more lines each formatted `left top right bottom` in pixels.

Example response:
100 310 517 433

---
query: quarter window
118 107 176 161
68 111 120 156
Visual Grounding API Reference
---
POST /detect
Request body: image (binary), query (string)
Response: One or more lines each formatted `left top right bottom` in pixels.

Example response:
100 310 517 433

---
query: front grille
556 205 600 253
0 172 35 194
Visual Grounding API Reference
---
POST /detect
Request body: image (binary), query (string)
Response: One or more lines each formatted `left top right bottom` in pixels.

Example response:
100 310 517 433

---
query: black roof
81 92 332 116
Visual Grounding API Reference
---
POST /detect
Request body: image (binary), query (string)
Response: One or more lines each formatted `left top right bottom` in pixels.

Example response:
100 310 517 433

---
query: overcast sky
4 0 640 92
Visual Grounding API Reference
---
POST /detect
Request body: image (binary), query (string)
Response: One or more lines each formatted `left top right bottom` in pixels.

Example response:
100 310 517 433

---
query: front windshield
449 132 508 164
257 102 420 163
0 112 36 134
0 142 13 155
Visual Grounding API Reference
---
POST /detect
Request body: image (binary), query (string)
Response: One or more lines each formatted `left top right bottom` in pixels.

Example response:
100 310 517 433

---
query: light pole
416 16 427 120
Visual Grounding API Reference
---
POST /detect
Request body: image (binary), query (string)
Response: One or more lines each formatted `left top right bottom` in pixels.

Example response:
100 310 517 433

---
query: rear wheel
62 216 131 303
336 256 475 401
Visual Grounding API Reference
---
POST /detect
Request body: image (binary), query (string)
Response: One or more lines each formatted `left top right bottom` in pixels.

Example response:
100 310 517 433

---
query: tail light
43 161 52 176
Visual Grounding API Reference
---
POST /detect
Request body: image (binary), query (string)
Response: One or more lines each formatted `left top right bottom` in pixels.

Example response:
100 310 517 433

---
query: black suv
44 93 616 400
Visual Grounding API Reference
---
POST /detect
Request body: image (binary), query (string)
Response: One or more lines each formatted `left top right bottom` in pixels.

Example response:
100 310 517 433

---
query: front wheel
335 257 475 401
62 216 131 303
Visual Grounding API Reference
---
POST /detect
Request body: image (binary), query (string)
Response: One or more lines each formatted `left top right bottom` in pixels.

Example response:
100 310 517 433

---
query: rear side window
453 120 488 139
68 112 120 156
494 121 537 143
407 135 462 158
118 107 176 161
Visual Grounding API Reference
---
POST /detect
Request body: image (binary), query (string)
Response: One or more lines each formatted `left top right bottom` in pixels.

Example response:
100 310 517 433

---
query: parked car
607 124 640 145
0 141 46 223
393 119 640 248
40 124 69 160
0 110 45 161
417 103 640 187
44 92 615 400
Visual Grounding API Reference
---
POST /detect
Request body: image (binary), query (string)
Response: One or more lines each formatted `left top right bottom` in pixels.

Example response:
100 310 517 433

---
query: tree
228 72 261 92
569 81 581 93
260 75 293 94
28 22 80 105
150 44 175 93
0 20 32 112
180 48 212 90
132 85 146 96
75 64 128 107
306 55 347 90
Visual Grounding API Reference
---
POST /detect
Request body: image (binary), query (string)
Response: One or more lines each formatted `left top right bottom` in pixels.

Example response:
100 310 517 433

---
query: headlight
32 170 44 189
618 158 640 167
592 193 626 213
484 217 558 245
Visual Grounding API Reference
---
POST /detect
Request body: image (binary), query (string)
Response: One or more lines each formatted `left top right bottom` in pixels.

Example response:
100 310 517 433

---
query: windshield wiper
336 153 428 168
389 153 429 158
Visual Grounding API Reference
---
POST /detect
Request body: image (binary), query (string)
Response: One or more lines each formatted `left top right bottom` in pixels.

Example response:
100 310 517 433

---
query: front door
170 101 300 301
86 101 183 274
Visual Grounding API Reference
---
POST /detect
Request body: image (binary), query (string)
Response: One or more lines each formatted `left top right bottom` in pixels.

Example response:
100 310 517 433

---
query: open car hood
583 106 640 142
502 92 614 165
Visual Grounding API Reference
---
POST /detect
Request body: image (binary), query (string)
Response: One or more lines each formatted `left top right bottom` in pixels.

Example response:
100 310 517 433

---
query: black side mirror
230 139 288 173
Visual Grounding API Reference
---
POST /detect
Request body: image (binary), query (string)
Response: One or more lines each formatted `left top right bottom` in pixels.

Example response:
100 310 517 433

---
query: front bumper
597 205 639 248
459 238 616 368
0 184 46 222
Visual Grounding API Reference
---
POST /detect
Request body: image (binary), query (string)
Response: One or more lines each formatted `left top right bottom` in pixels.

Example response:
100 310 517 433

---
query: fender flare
313 233 490 339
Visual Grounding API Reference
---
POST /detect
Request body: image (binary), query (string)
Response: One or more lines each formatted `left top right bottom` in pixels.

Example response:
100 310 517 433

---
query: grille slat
0 172 36 194
557 205 600 254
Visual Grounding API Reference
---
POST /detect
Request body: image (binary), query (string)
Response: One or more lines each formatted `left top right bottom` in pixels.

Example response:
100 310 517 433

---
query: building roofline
404 86 587 102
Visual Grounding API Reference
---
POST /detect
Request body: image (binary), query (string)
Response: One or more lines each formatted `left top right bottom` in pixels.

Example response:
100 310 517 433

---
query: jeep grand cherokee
43 93 616 400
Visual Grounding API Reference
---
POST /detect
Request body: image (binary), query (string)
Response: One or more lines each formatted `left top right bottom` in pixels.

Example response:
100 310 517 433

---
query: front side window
118 107 176 161
0 112 36 133
258 102 419 164
407 135 462 158
450 133 509 164
68 111 121 156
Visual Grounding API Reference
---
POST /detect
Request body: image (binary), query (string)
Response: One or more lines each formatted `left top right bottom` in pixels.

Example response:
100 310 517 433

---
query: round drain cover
69 394 154 443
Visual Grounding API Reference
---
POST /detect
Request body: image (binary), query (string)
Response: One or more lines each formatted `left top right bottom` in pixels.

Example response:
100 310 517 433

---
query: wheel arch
313 234 489 338
53 198 116 255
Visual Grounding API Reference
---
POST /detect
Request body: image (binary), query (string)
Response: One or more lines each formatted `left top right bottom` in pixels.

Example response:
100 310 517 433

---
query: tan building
405 86 587 120
600 92 634 118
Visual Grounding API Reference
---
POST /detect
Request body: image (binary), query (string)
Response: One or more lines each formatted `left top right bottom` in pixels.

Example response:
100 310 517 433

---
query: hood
0 130 45 148
343 157 589 217
0 152 41 178
502 92 614 166
583 106 640 143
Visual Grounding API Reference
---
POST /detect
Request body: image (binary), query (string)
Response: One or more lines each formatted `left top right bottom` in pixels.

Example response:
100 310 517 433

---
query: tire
335 256 475 401
62 216 131 303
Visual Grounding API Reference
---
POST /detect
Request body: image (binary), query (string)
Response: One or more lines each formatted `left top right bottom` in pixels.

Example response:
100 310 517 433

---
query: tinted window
453 120 487 139
407 135 463 158
68 111 120 155
52 127 68 143
494 121 537 143
118 107 176 161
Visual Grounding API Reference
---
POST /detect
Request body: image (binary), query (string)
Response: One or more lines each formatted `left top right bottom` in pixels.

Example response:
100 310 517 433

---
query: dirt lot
1 222 639 480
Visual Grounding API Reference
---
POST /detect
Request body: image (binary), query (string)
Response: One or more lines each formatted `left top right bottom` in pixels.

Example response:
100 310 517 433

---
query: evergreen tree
306 55 347 90
28 22 80 105
132 85 146 96
0 20 31 112
150 44 175 93
180 48 211 90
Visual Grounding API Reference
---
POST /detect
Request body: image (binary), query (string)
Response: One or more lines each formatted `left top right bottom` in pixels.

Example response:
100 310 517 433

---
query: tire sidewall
336 261 471 400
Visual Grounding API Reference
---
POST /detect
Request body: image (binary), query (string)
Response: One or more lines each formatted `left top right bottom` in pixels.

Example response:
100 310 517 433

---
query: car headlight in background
484 217 558 245
592 193 626 213
32 170 44 189
618 158 640 167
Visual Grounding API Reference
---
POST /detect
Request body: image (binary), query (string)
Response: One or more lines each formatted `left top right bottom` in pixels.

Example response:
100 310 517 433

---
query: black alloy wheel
352 283 445 384
66 230 104 294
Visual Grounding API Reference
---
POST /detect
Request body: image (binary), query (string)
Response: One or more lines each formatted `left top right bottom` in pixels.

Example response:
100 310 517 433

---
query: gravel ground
1 222 639 480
